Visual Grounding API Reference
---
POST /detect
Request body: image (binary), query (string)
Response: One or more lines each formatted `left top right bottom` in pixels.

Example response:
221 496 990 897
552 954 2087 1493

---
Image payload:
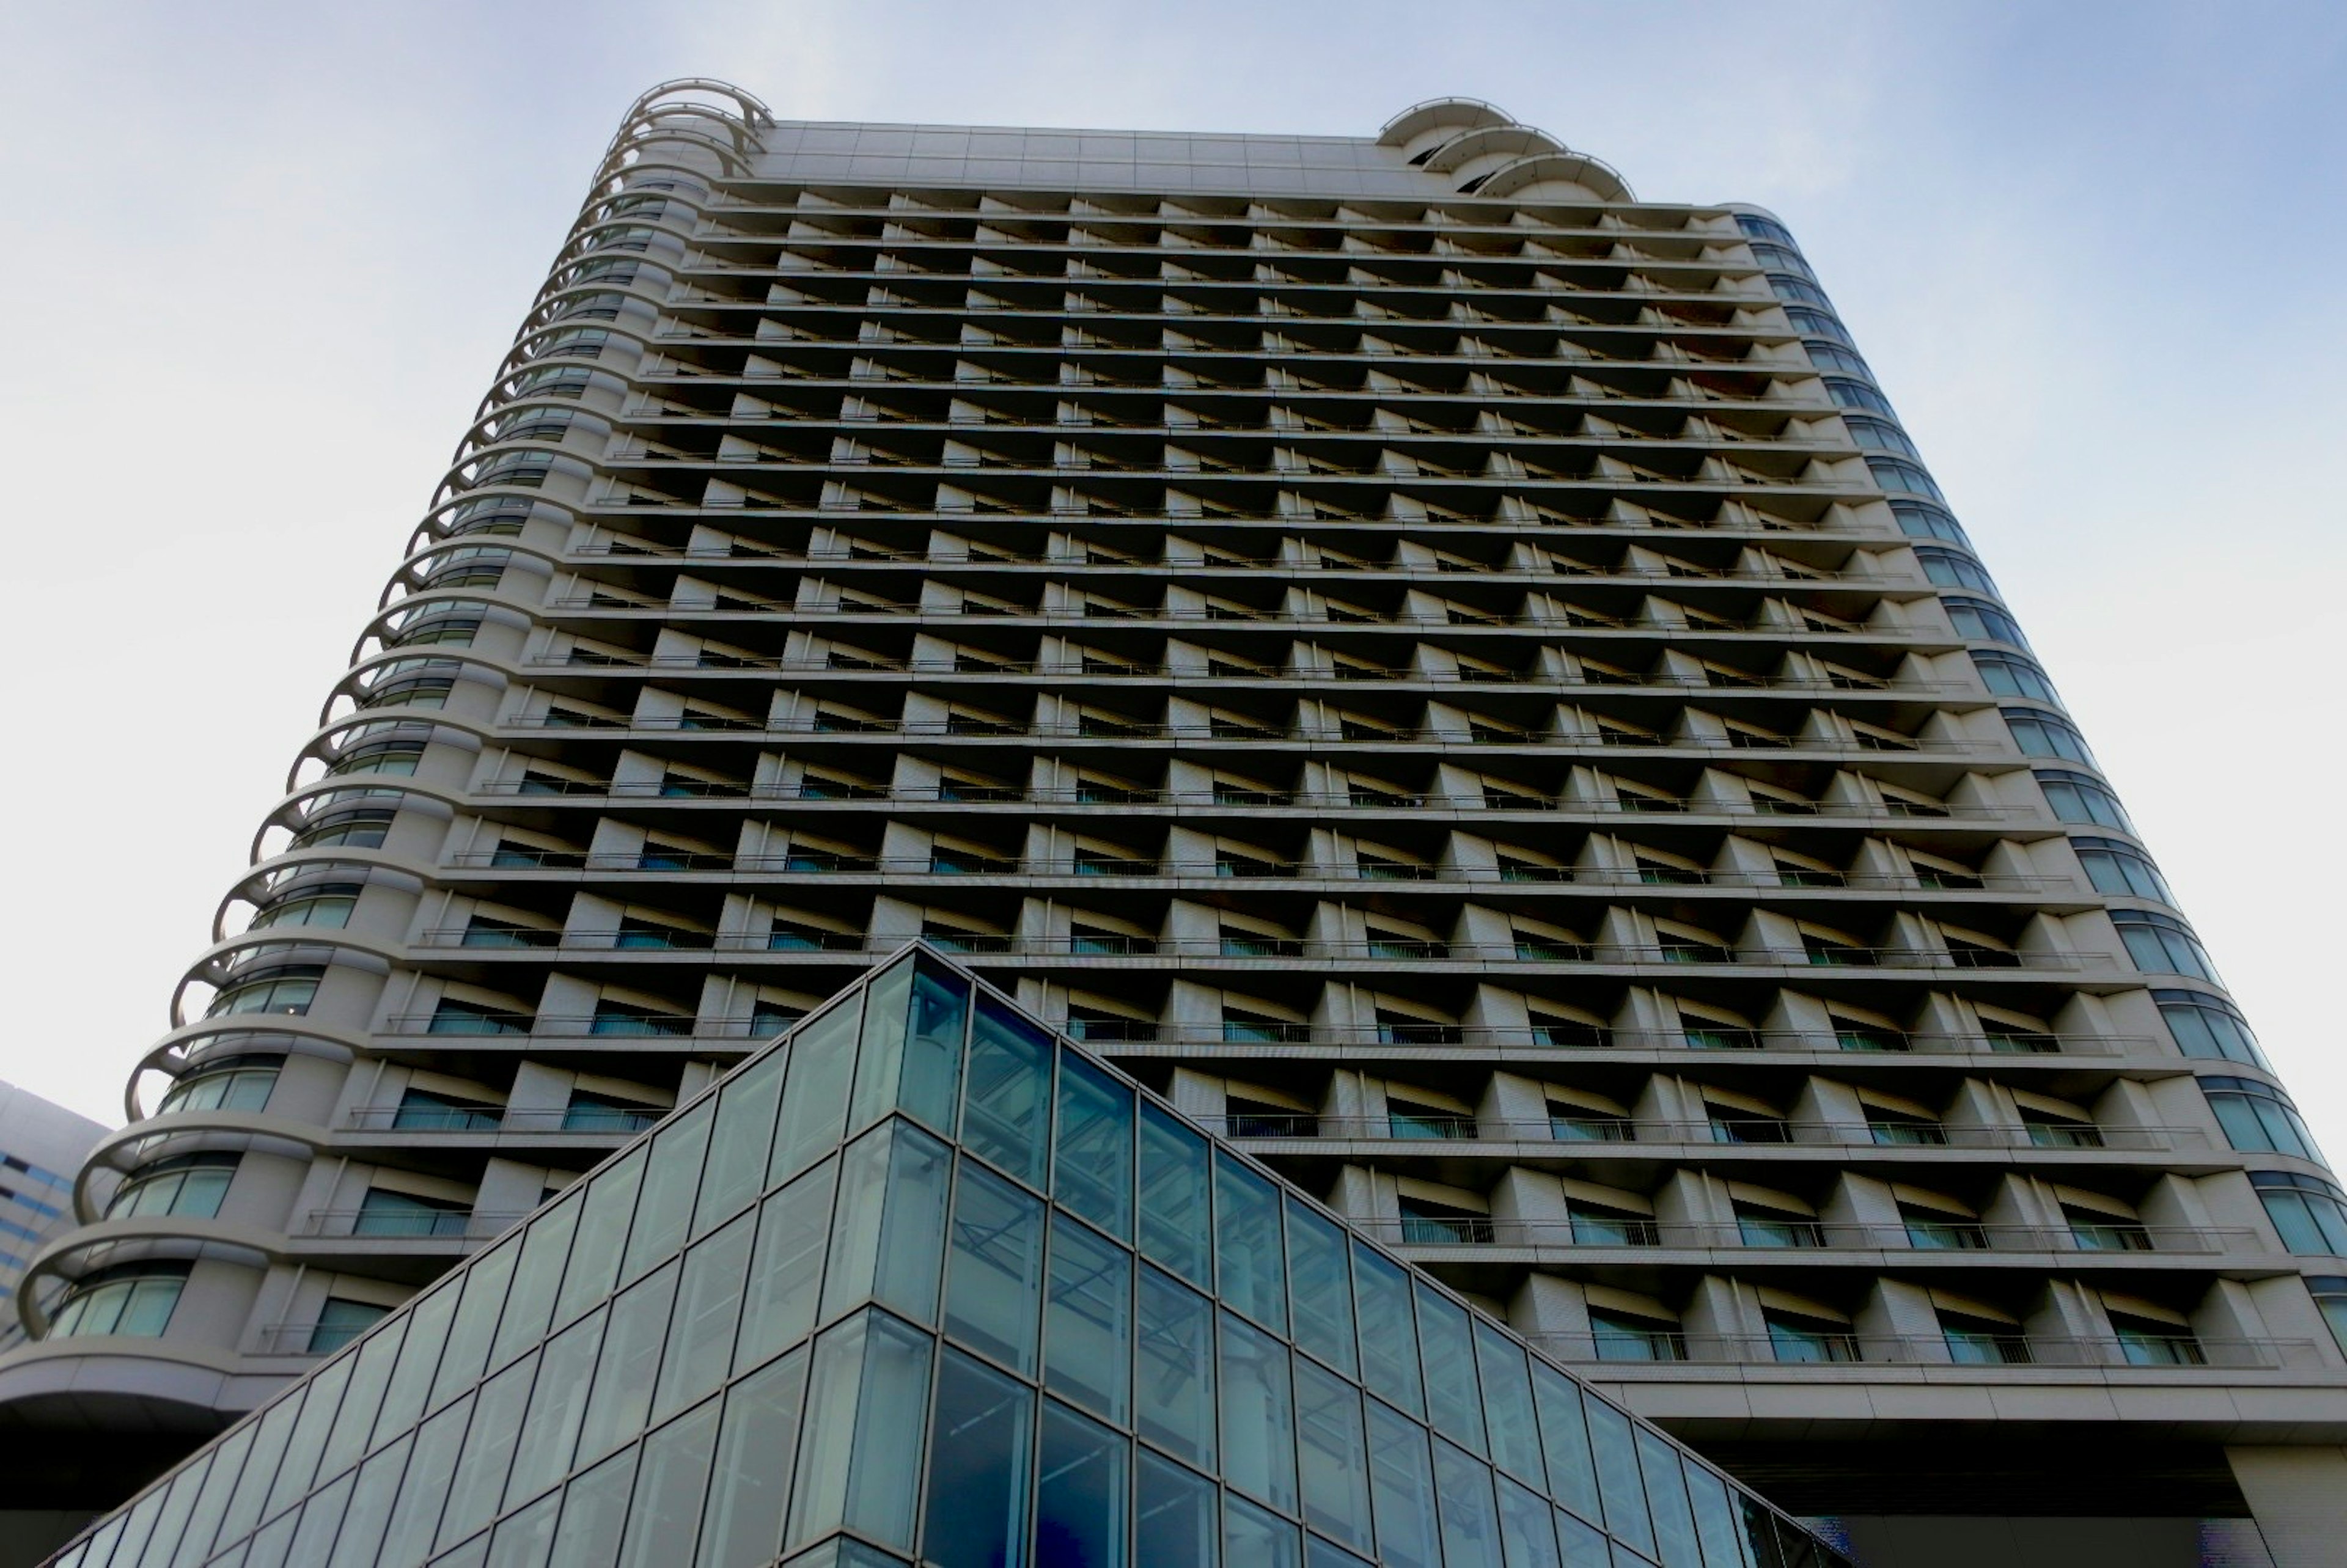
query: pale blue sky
2 2 2342 1151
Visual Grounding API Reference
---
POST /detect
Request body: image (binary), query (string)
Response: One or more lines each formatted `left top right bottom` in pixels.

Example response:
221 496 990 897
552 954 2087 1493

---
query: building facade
46 947 1856 1568
0 1082 107 1350
6 79 2344 1564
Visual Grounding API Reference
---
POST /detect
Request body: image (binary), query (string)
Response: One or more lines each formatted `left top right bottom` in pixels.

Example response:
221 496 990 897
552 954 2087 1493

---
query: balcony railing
1211 1113 2203 1152
1353 1214 2255 1255
296 1208 531 1240
1522 1330 2327 1371
340 1105 661 1135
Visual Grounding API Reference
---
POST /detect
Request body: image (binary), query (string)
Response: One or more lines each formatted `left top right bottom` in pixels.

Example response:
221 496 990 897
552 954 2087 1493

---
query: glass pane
696 1051 787 1237
442 1353 538 1550
1218 1310 1298 1513
623 1099 715 1285
774 1003 860 1185
1636 1430 1702 1568
1223 1493 1301 1568
656 1212 757 1421
1294 1358 1372 1553
1529 1362 1603 1527
1035 1399 1128 1568
245 1511 298 1568
380 1396 471 1568
1557 1510 1612 1568
1137 1452 1218 1568
106 1478 165 1568
738 1158 840 1374
428 1239 518 1416
220 1384 307 1545
1497 1475 1565 1568
491 1192 581 1370
550 1446 637 1568
326 1434 411 1568
1214 1152 1286 1333
1136 1266 1216 1468
964 995 1054 1186
1351 1243 1423 1418
1414 1284 1486 1456
856 958 969 1135
923 1349 1034 1568
1684 1467 1750 1568
378 1277 460 1436
788 1311 933 1554
554 1148 647 1328
504 1310 606 1509
1054 1053 1135 1240
1434 1439 1505 1568
1285 1201 1356 1379
1365 1398 1442 1568
1045 1211 1133 1421
1473 1322 1544 1486
1582 1399 1655 1559
177 1419 254 1565
283 1473 354 1567
618 1399 722 1567
578 1261 682 1467
697 1349 810 1568
317 1314 408 1484
1138 1104 1212 1287
264 1354 351 1517
483 1489 557 1568
946 1162 1048 1374
134 1451 205 1568
823 1121 952 1325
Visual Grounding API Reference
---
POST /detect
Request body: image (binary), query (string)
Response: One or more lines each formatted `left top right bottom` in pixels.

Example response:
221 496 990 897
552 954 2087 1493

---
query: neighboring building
46 946 1856 1568
2 76 2341 1565
0 1082 105 1348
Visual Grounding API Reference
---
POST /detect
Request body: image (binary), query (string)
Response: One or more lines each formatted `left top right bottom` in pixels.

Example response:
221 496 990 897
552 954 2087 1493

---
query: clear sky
2 2 2342 1157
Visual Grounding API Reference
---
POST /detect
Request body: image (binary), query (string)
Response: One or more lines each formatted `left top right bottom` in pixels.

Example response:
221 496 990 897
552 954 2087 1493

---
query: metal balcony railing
1208 1113 2203 1152
339 1105 661 1135
296 1208 531 1240
1521 1330 2327 1371
1349 1215 2255 1256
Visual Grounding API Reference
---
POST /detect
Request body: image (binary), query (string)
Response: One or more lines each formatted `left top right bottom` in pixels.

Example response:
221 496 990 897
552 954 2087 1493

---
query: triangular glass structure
50 946 1853 1568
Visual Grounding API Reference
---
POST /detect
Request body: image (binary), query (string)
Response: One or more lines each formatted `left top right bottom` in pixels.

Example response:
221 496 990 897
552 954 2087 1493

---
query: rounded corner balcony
1378 96 1519 150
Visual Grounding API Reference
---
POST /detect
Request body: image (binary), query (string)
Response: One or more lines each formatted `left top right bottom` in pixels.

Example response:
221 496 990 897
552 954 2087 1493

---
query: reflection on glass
1528 1361 1603 1528
1045 1211 1132 1421
1214 1152 1287 1333
696 1050 786 1237
773 1005 859 1186
946 1162 1048 1374
1055 1053 1136 1240
1415 1284 1487 1457
1433 1438 1505 1568
443 1352 536 1549
505 1309 604 1509
966 995 1054 1186
1351 1242 1423 1418
1218 1311 1298 1514
491 1191 581 1371
549 1445 637 1568
1581 1398 1656 1561
1139 1104 1212 1288
553 1147 646 1329
1137 1266 1216 1468
1222 1492 1301 1568
788 1311 933 1554
1472 1321 1544 1487
315 1312 406 1486
1497 1474 1564 1568
326 1434 408 1568
483 1487 557 1568
738 1159 839 1374
578 1262 682 1467
1285 1200 1357 1379
625 1101 715 1286
1136 1452 1218 1568
1636 1428 1702 1568
1295 1357 1372 1553
699 1349 809 1568
1037 1400 1128 1568
825 1121 952 1325
856 958 968 1135
656 1214 756 1421
1366 1398 1442 1568
924 1349 1034 1568
617 1398 722 1567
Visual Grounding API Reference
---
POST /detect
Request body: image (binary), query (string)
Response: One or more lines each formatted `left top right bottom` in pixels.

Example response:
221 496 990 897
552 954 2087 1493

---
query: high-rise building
0 1082 108 1350
5 78 2342 1565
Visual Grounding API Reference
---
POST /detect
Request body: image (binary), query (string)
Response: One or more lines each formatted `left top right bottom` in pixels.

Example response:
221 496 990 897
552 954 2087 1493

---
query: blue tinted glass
504 1313 602 1510
1414 1284 1487 1455
578 1261 682 1467
924 1350 1033 1568
1046 1211 1132 1421
1214 1152 1287 1332
856 959 969 1135
1433 1439 1505 1568
1582 1399 1655 1558
617 1397 722 1567
1294 1358 1372 1552
1529 1363 1602 1526
1139 1104 1212 1286
1636 1429 1702 1568
825 1121 952 1325
697 1050 786 1236
624 1099 715 1285
1137 1267 1216 1468
1036 1400 1128 1568
1365 1398 1442 1568
1222 1493 1301 1568
947 1163 1049 1375
1684 1465 1749 1568
1054 1053 1135 1239
656 1212 757 1421
380 1396 469 1568
442 1352 538 1550
554 1147 647 1327
493 1191 581 1370
1557 1509 1611 1568
316 1313 406 1485
966 996 1054 1186
774 1007 859 1185
1497 1475 1564 1568
1351 1241 1424 1417
698 1347 809 1568
737 1158 839 1374
1285 1200 1356 1377
551 1446 638 1568
1472 1321 1544 1485
1136 1451 1218 1568
1218 1311 1298 1512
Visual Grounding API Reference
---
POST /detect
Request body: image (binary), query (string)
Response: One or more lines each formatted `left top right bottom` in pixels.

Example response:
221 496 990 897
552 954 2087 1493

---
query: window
1396 1196 1491 1244
157 1055 278 1115
1866 1108 1947 1146
1865 456 1944 504
1972 653 2059 702
1845 416 1921 460
1900 1204 1987 1250
326 742 425 777
205 965 322 1018
589 1000 694 1036
1765 1311 1857 1362
2206 1078 2323 1162
2004 709 2096 766
1784 307 1852 346
1586 1308 1683 1361
1735 213 1798 246
103 1153 237 1220
2158 991 2268 1068
2113 910 2222 983
1549 1104 1633 1142
353 1187 471 1238
1804 339 1875 376
2257 1171 2347 1255
2021 1107 2103 1148
307 1297 389 1354
1746 241 1813 279
1766 273 1834 309
47 1263 189 1339
1822 376 1895 416
2037 769 2133 832
2063 1204 2152 1251
2308 1278 2347 1359
1942 594 2027 648
1737 1204 1824 1249
1939 1311 2028 1365
1568 1200 1658 1247
2109 1312 2203 1366
289 810 394 850
1914 546 1998 595
250 885 360 931
2073 837 2173 903
1890 499 1971 546
1221 1009 1307 1045
427 999 526 1035
1386 1100 1475 1140
564 1091 663 1133
393 1088 503 1132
